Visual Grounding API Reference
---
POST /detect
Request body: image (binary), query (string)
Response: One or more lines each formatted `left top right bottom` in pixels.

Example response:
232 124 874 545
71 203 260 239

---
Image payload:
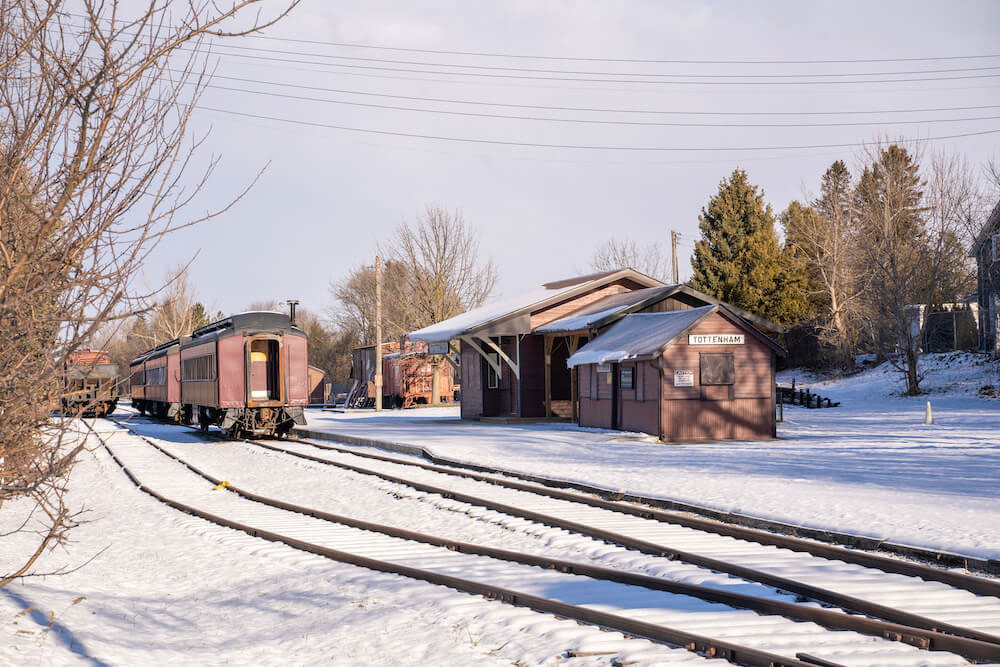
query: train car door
247 337 283 404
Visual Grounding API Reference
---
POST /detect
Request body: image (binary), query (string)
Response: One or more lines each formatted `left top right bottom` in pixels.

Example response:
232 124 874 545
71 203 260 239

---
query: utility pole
375 255 383 412
671 230 680 284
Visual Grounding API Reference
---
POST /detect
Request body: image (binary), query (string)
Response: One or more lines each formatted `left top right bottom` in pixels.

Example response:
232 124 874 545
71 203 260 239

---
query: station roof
566 305 785 368
536 284 783 335
408 268 663 343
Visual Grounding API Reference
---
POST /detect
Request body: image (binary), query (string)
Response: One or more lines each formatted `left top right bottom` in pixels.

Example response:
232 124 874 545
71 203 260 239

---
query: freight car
130 311 309 437
346 338 456 409
62 349 119 417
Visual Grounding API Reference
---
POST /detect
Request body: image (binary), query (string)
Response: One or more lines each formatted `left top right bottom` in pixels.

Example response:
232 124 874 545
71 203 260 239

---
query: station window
620 366 634 390
700 353 735 385
486 353 499 389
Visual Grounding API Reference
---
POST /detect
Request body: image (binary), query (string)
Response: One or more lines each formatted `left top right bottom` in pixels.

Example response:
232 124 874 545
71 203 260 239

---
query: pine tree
779 200 826 318
690 169 804 323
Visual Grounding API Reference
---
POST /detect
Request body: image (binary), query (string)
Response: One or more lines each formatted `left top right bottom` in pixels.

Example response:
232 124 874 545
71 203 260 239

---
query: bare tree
854 143 975 394
0 0 297 588
329 261 412 344
588 237 671 282
382 205 498 330
131 265 211 347
783 161 868 367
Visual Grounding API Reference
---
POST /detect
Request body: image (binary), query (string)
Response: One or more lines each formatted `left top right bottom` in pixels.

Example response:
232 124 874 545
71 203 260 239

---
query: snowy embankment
304 352 1000 560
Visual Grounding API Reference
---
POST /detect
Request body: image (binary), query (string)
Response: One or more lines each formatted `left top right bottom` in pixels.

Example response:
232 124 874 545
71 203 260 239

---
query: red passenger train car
130 311 308 437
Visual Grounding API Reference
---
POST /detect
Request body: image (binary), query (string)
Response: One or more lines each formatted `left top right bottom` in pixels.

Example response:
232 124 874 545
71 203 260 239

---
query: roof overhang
409 268 664 342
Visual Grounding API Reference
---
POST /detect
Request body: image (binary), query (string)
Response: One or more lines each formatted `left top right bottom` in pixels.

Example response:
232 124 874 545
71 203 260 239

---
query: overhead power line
64 13 1000 67
204 71 1000 116
166 38 1000 79
241 32 1000 66
192 103 1000 152
201 81 1000 129
194 46 1000 86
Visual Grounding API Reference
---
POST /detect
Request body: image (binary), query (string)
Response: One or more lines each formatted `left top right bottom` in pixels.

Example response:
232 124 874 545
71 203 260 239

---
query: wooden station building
408 269 782 431
567 305 785 441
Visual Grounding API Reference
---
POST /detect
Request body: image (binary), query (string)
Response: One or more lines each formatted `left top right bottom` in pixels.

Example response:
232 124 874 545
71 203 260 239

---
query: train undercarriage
133 400 305 438
62 398 118 418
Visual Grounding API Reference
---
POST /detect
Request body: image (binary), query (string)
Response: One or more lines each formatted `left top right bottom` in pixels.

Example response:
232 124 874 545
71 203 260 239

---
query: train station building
408 269 783 439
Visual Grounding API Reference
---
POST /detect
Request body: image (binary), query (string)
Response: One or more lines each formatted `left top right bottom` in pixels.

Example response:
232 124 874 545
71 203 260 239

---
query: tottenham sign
688 334 745 345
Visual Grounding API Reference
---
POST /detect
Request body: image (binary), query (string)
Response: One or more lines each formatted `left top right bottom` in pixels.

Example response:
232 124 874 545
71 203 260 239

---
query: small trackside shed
567 305 786 442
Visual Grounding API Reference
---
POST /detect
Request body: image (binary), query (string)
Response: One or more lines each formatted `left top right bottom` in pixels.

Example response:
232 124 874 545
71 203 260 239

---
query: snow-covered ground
2 352 997 664
0 425 708 666
303 353 1000 560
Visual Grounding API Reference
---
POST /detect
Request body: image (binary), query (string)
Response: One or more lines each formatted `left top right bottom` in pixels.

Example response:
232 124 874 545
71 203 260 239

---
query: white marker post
924 401 934 425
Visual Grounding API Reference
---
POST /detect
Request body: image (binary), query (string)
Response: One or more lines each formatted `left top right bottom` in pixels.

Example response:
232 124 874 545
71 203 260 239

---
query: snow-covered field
304 353 1000 560
2 352 997 664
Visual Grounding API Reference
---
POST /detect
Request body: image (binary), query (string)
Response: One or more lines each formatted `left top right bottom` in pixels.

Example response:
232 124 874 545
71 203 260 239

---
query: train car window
700 353 735 385
145 365 166 385
182 355 216 381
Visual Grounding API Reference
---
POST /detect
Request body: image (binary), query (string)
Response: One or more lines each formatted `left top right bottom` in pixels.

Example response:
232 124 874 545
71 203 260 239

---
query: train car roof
184 311 306 345
131 311 306 363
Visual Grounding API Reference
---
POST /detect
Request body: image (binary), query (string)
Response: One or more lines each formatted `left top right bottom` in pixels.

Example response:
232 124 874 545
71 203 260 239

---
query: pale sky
142 0 1000 320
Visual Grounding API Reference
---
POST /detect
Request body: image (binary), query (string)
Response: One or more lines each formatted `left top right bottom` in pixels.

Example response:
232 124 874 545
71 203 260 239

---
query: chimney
287 299 299 326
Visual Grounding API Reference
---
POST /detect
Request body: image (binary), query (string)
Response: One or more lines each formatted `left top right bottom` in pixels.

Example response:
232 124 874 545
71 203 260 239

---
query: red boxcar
131 311 308 437
347 338 455 409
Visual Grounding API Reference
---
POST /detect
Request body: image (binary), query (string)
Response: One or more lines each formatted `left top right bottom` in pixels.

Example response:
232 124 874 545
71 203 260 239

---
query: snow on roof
534 286 678 333
409 269 665 343
566 306 715 368
408 285 561 342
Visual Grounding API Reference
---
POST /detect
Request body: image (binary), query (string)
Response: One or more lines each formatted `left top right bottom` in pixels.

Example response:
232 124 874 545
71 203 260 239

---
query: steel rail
86 421 816 667
294 427 1000 577
245 436 1000 647
99 420 1000 663
285 435 1000 596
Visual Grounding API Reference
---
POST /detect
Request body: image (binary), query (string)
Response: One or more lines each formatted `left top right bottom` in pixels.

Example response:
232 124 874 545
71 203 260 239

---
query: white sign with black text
674 370 694 387
688 334 745 345
427 341 450 355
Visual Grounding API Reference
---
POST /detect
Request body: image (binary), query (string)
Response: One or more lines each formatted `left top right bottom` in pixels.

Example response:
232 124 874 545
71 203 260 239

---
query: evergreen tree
779 200 826 319
690 168 805 323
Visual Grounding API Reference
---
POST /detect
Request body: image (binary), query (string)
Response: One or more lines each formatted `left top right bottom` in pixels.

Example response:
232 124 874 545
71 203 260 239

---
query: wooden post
431 358 440 405
544 335 553 418
375 255 383 412
568 335 580 422
671 229 679 284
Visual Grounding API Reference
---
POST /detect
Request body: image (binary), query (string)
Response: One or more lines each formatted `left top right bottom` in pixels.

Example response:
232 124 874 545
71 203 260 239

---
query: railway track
284 433 1000 586
98 416 1000 665
294 427 1000 577
250 436 1000 636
